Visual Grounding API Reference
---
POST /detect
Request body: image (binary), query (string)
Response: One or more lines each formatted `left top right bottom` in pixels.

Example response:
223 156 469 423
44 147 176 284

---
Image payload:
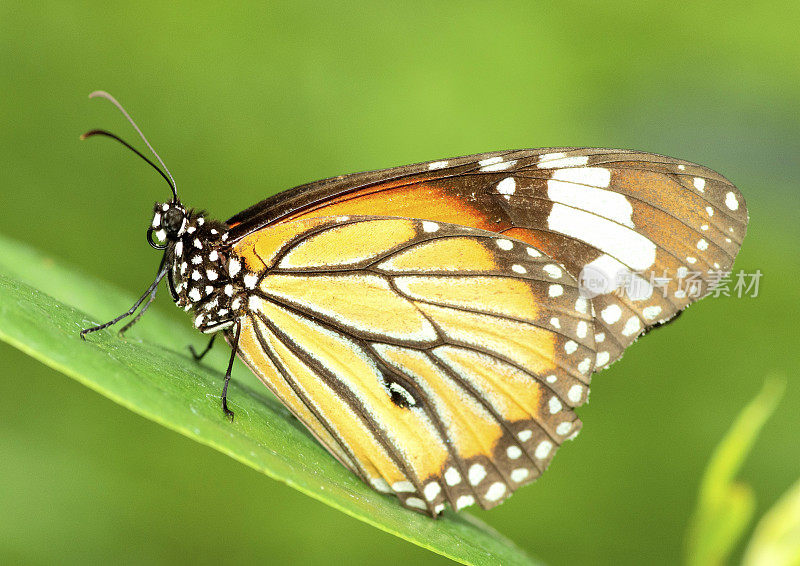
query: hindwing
231 216 593 515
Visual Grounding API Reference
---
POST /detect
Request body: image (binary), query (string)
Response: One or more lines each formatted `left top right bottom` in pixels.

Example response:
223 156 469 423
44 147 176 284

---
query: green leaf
743 478 800 566
0 233 540 566
685 377 785 566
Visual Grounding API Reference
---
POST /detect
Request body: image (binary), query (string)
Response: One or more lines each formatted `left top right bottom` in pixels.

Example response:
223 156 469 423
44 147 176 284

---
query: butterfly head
148 201 188 249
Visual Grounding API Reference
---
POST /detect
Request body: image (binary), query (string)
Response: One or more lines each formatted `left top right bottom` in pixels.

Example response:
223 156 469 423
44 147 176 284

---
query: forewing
232 216 595 515
228 148 748 370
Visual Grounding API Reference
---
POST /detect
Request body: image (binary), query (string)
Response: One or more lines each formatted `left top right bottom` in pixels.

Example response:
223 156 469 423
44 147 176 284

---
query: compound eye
163 207 184 234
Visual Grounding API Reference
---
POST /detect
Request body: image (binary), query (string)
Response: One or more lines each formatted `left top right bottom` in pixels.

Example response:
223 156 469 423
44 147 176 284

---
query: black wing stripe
253 306 433 507
371 347 516 508
247 313 366 477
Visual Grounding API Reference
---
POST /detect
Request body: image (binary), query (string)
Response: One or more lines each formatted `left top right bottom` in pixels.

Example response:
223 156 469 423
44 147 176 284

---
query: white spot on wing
535 441 553 459
392 480 415 493
621 316 641 337
480 160 516 172
542 264 562 279
601 304 622 324
456 495 475 510
556 422 573 435
538 153 590 168
725 191 739 210
511 468 529 482
496 177 516 195
428 160 448 170
421 221 439 233
485 482 506 501
469 463 487 486
478 156 504 166
643 305 662 319
444 467 461 486
693 177 706 192
424 481 441 501
551 166 612 188
548 204 657 270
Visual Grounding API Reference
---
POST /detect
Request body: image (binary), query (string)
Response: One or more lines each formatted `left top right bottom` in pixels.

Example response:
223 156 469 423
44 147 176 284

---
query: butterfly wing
228 149 748 370
231 216 593 515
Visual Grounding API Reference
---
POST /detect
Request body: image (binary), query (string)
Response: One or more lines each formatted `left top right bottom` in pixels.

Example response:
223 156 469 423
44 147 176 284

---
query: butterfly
81 92 748 516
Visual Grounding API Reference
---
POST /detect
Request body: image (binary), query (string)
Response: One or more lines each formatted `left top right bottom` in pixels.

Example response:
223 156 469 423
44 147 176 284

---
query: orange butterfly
81 92 748 516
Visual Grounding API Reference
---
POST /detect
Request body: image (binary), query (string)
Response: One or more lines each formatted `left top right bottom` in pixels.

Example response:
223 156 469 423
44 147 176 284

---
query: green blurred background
1 3 798 564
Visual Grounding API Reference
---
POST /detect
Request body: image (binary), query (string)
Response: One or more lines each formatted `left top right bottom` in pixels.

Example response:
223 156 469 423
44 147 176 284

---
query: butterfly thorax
150 202 249 334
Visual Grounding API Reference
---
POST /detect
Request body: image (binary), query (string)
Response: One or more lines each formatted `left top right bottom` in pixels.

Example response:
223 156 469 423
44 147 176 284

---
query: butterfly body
81 95 747 518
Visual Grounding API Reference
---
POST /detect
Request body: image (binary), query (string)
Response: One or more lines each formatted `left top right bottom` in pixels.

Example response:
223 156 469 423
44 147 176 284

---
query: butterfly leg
221 323 241 421
117 285 158 337
80 263 167 339
189 333 217 362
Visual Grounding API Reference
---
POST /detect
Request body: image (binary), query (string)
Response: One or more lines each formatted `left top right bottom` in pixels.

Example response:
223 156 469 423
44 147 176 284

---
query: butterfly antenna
81 129 176 199
87 90 179 201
